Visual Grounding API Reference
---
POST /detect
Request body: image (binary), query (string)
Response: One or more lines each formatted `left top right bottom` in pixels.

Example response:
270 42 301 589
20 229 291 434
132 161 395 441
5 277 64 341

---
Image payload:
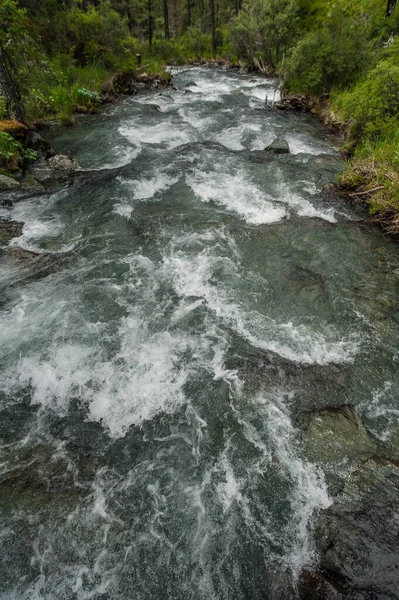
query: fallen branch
348 186 384 197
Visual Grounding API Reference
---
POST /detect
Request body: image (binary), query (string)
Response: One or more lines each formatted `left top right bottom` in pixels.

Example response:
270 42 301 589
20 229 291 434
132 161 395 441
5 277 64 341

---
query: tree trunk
387 0 397 16
148 0 153 47
201 0 205 32
187 0 192 28
163 0 170 39
0 46 25 122
209 0 216 56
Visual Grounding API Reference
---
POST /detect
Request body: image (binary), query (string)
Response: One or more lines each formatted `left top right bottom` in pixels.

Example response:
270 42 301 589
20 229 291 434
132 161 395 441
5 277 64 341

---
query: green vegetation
0 132 37 172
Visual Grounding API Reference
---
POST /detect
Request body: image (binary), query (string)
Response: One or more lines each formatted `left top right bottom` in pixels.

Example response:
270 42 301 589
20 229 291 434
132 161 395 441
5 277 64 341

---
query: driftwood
275 93 308 112
348 186 385 197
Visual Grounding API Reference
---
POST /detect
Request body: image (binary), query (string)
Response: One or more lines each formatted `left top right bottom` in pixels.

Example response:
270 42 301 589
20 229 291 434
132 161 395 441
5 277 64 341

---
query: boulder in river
0 219 24 246
264 138 290 154
309 457 399 598
303 405 376 480
297 569 343 599
28 152 80 187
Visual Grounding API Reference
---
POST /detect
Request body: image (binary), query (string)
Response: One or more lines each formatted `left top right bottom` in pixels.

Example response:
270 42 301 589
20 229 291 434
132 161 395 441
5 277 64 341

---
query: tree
387 0 397 16
163 0 170 38
209 0 216 55
0 0 27 121
0 46 25 121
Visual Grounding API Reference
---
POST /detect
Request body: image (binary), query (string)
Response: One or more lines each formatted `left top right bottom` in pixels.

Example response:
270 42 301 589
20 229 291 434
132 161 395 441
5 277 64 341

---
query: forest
1 0 399 224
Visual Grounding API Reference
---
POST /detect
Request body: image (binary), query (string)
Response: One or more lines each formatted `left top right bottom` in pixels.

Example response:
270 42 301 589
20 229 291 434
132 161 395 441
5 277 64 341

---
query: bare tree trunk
187 0 192 28
163 0 170 39
148 0 153 47
201 0 205 32
171 0 179 37
387 0 397 15
209 0 216 56
0 45 25 122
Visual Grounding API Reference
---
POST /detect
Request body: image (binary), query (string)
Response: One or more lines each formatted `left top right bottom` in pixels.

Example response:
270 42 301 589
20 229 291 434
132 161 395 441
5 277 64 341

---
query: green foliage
0 132 37 171
334 61 399 140
65 2 137 69
230 0 300 72
284 3 377 95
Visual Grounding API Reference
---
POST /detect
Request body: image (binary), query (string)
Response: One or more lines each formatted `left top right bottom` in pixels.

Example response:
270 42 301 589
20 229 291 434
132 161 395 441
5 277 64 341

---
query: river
1 66 399 599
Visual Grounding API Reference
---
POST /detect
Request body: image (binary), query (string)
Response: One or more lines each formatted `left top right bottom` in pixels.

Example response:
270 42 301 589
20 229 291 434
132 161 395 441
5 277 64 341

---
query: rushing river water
1 67 399 599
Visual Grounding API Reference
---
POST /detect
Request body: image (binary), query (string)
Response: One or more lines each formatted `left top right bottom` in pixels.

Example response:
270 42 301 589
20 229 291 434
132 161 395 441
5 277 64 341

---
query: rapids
1 67 399 599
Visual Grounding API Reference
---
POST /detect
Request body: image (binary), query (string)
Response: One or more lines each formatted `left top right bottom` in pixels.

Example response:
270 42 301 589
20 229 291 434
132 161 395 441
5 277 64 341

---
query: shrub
334 61 399 140
0 132 37 171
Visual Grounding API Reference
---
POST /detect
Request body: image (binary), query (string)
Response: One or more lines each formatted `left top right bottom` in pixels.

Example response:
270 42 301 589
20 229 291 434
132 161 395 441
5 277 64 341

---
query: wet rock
303 405 376 478
20 176 46 194
28 152 80 187
297 570 343 600
0 219 24 246
47 153 79 172
25 130 55 159
313 457 399 598
9 247 69 280
0 443 89 512
264 138 290 154
259 566 297 599
0 174 20 192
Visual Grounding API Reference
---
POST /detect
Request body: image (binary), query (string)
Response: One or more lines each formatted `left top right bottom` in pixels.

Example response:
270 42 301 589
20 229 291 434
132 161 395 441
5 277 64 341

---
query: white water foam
215 123 261 151
119 172 179 200
119 120 194 152
3 195 65 252
3 317 193 437
178 108 215 130
236 392 331 576
186 170 287 225
163 250 359 365
274 172 337 223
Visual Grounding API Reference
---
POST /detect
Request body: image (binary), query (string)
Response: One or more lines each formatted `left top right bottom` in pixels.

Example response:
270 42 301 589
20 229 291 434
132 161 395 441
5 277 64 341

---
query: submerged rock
9 247 69 281
303 405 376 480
0 219 24 246
264 138 290 154
281 263 326 301
311 457 399 598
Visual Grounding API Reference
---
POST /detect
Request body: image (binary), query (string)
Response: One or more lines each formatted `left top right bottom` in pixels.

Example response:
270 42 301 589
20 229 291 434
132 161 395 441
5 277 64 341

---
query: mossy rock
0 120 28 137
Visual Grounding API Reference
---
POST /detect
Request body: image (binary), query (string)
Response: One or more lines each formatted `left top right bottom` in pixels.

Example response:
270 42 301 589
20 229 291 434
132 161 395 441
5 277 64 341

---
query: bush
333 61 399 140
0 132 37 171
